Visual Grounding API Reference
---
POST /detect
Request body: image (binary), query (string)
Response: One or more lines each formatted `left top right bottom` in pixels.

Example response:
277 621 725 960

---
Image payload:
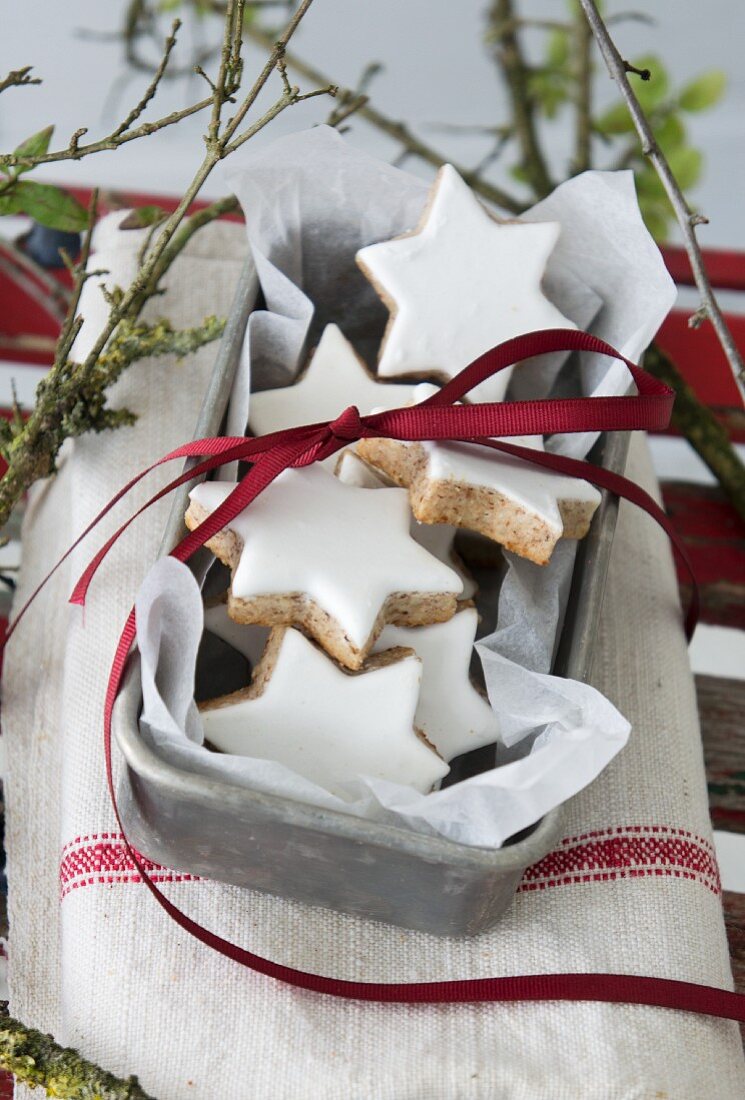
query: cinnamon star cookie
356 163 575 403
199 627 448 797
248 323 422 468
373 605 500 762
186 465 462 670
357 386 601 566
335 450 477 600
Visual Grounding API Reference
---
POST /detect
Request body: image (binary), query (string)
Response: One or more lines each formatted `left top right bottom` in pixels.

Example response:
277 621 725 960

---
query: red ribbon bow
7 327 741 1026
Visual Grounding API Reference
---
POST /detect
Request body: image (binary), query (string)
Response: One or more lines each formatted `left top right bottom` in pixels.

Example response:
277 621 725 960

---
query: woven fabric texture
3 217 743 1099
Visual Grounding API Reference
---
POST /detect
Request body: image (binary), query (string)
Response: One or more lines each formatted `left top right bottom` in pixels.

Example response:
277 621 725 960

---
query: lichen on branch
0 1007 155 1099
0 0 334 535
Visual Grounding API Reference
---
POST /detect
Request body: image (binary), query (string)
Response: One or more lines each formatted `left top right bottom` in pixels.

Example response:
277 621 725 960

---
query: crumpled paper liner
136 127 676 848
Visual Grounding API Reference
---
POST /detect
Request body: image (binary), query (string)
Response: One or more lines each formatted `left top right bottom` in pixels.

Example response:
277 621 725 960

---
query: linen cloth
3 215 744 1099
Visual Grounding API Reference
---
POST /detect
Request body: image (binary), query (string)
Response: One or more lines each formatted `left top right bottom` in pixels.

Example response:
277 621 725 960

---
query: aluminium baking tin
113 257 629 937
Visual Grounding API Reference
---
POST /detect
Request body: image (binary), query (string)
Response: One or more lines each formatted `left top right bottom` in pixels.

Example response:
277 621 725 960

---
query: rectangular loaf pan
113 256 629 937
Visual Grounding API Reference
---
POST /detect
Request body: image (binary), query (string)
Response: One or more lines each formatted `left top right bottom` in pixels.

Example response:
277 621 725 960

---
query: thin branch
55 191 99 365
112 18 182 138
572 6 593 174
579 0 745 400
244 24 524 214
221 0 319 145
0 23 215 172
0 0 331 531
208 0 244 142
487 0 555 199
145 195 240 289
0 66 41 94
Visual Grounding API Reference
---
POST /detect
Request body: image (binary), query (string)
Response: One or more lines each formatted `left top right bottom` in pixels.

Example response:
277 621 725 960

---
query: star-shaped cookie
199 627 448 797
373 605 499 762
249 325 423 466
356 164 575 403
335 450 477 600
186 465 462 669
357 386 601 566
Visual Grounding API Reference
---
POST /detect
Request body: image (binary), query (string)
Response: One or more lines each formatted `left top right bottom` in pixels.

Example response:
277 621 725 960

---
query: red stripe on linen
59 838 197 900
520 829 721 896
60 829 720 901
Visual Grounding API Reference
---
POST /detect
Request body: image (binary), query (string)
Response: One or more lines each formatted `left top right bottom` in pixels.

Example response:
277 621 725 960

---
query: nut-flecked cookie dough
357 387 601 566
186 465 462 670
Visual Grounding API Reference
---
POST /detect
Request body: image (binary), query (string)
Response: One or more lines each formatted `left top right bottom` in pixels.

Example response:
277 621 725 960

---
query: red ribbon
9 328 743 1024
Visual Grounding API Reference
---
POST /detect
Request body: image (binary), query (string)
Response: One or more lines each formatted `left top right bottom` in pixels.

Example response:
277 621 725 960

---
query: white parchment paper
136 127 676 848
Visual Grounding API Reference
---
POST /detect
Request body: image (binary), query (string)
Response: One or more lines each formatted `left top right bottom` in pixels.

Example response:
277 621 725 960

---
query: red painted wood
656 311 745 409
0 185 243 368
663 482 745 630
661 245 745 293
0 275 61 364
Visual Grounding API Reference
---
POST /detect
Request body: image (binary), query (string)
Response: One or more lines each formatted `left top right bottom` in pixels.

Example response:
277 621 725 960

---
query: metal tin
113 259 629 937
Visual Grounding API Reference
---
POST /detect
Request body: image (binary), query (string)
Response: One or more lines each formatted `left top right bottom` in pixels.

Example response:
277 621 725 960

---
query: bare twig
0 66 41 94
572 7 593 175
0 23 215 172
0 0 332 530
143 196 240 292
579 0 745 399
112 18 183 138
487 0 554 199
244 24 524 214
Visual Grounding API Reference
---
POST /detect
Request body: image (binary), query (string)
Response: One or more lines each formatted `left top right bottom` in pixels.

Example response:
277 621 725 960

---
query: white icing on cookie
335 451 477 600
356 164 575 403
189 465 462 650
249 324 421 468
402 383 600 536
373 607 499 762
200 628 448 797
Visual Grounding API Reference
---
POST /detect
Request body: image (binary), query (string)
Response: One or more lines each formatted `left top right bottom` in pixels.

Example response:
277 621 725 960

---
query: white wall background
1 1 743 245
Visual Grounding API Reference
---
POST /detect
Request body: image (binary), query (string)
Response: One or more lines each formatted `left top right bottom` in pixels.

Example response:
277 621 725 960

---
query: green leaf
0 181 88 231
667 146 703 190
13 125 54 170
508 163 530 184
634 166 668 202
529 70 570 119
633 166 669 203
639 199 672 242
679 70 726 112
546 29 569 69
629 54 669 110
119 204 169 230
595 101 635 135
654 112 686 156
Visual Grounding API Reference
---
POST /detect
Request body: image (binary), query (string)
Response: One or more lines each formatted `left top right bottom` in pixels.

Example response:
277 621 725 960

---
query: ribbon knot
329 404 363 442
